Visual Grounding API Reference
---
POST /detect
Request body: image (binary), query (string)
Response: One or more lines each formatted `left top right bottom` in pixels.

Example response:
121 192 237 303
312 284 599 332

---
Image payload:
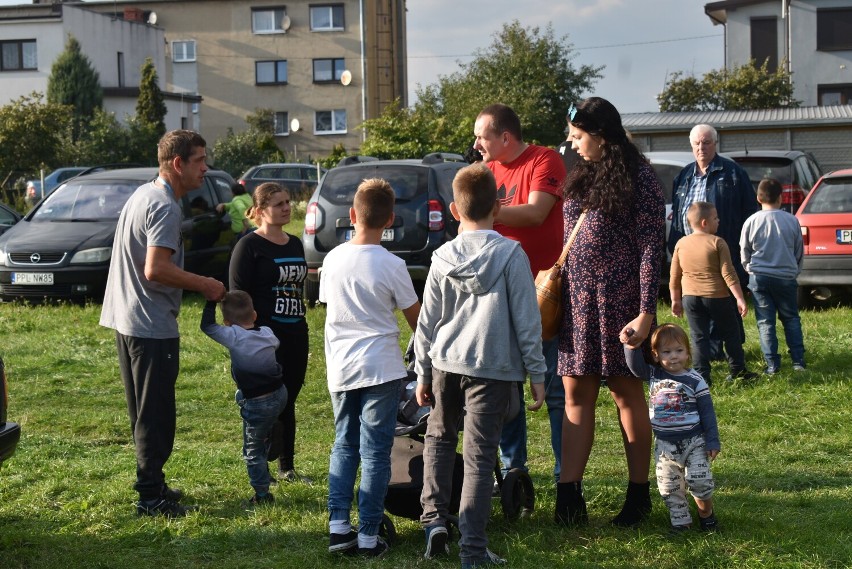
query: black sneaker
461 549 507 568
162 485 183 502
249 492 274 505
424 524 449 559
136 497 189 518
328 529 358 555
357 536 389 558
669 524 691 535
699 512 719 532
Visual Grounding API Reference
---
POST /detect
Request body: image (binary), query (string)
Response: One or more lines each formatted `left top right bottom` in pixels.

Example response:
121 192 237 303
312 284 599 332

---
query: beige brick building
0 0 408 160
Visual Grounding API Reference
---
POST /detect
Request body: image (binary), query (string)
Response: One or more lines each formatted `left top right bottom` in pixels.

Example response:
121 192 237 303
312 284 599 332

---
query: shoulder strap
554 211 587 268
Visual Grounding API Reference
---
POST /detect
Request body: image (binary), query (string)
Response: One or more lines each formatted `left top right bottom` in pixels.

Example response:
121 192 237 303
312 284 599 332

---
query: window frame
816 8 852 51
252 6 289 34
310 4 344 31
0 39 37 72
314 109 347 134
750 17 778 73
255 60 288 85
818 83 852 106
274 111 290 136
312 58 346 83
172 40 197 63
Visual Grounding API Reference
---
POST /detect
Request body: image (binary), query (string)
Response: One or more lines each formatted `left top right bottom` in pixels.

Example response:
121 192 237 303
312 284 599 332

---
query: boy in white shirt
320 178 420 557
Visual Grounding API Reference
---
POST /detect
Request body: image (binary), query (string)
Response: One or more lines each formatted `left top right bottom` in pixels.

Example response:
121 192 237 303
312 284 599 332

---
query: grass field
1 279 850 567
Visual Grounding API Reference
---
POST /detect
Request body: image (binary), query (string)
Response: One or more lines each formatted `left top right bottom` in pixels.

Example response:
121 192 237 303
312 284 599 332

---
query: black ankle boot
554 481 588 526
611 481 652 527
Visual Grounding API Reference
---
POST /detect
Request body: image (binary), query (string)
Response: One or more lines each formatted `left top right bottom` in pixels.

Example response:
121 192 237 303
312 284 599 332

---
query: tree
0 93 72 178
658 60 799 112
211 109 283 177
136 58 167 139
359 20 602 158
47 34 103 141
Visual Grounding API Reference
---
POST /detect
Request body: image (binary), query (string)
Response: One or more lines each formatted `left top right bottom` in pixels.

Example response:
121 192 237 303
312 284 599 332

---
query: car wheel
303 278 320 305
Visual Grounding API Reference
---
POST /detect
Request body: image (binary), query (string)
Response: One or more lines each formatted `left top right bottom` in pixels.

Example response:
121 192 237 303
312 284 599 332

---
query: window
256 60 288 85
818 84 852 105
172 40 196 63
274 111 289 136
751 17 777 73
252 7 289 34
117 52 125 87
310 5 344 31
313 58 345 82
1 40 37 71
817 8 852 51
315 109 346 134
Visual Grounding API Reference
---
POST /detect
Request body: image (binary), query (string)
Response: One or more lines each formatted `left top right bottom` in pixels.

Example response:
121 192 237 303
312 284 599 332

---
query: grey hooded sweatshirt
414 230 546 385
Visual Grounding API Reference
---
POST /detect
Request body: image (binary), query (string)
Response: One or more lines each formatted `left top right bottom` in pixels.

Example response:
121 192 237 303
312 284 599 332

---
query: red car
796 169 852 307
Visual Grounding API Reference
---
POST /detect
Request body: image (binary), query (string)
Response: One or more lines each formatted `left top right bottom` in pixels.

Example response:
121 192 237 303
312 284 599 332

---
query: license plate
837 229 852 244
345 229 394 241
12 272 54 285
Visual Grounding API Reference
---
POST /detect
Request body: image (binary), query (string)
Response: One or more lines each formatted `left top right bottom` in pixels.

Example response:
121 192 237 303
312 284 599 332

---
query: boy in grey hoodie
415 163 546 568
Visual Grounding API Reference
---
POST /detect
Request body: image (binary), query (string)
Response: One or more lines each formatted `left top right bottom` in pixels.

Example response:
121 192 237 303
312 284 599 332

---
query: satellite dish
290 118 300 133
340 70 352 86
146 11 157 25
282 15 291 31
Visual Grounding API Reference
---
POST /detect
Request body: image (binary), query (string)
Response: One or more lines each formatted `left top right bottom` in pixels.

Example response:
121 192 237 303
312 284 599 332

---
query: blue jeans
499 337 561 480
328 380 399 536
749 274 805 369
236 385 288 494
683 295 747 383
420 369 511 564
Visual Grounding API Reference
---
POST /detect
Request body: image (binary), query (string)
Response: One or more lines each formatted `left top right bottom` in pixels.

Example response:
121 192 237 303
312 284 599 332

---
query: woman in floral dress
555 97 665 527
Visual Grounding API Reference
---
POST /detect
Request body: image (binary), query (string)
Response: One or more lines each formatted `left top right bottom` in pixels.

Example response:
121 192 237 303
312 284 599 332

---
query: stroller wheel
379 513 397 544
500 468 535 521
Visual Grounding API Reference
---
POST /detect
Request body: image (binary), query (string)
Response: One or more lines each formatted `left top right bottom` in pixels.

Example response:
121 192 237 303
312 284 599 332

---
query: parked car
0 168 236 302
645 151 696 286
0 356 20 471
726 150 822 214
26 166 91 199
795 168 852 307
237 163 327 201
301 153 467 303
0 203 21 236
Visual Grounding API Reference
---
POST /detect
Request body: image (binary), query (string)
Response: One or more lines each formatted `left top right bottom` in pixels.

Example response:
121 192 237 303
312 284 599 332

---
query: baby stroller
379 340 535 541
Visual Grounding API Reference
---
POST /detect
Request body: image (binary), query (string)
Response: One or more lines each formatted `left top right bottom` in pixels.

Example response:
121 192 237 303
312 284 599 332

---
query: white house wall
0 18 64 103
61 6 165 90
721 0 852 106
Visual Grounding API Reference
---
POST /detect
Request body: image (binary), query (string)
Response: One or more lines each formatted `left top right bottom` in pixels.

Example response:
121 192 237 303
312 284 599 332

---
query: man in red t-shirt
473 104 567 485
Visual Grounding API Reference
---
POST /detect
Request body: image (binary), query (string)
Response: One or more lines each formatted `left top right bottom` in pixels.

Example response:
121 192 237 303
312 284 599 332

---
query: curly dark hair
563 97 647 214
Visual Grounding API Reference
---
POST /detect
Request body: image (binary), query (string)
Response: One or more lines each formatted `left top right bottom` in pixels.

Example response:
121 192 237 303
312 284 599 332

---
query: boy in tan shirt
670 201 756 384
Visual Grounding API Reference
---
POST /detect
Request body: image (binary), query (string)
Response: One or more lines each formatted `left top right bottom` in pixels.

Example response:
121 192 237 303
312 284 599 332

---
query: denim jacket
668 154 758 283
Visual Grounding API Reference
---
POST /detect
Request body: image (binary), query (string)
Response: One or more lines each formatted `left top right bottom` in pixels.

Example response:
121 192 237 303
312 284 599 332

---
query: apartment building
705 0 852 106
0 0 407 159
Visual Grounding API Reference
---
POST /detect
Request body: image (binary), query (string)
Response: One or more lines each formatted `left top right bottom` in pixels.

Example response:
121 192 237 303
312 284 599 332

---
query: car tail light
305 201 319 235
237 179 247 187
800 226 809 247
428 200 444 231
782 184 805 210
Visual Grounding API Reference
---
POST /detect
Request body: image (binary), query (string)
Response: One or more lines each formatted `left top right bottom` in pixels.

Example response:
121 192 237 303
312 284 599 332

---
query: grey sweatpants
655 434 715 527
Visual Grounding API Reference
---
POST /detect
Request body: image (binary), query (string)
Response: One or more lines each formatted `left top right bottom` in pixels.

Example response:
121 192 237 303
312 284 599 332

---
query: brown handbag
534 212 586 340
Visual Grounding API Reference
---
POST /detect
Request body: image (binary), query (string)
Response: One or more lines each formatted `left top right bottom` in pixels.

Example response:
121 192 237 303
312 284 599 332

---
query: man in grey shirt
100 130 226 517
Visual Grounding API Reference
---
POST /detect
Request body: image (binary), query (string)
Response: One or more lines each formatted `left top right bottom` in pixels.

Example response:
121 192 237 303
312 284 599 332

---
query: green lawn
0 295 849 569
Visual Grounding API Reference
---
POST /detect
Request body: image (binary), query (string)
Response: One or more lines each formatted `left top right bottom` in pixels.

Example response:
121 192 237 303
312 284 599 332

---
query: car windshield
733 158 794 187
31 181 138 221
322 166 426 204
802 178 852 214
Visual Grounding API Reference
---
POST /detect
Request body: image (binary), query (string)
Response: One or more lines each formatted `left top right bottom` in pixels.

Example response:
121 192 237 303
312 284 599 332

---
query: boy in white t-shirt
320 178 421 558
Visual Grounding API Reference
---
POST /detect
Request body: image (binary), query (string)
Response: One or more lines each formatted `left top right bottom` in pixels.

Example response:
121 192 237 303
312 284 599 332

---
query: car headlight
69 247 112 264
0 249 6 265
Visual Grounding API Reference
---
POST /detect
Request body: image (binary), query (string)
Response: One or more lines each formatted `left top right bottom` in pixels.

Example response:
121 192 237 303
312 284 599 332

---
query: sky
405 0 725 114
0 0 725 115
